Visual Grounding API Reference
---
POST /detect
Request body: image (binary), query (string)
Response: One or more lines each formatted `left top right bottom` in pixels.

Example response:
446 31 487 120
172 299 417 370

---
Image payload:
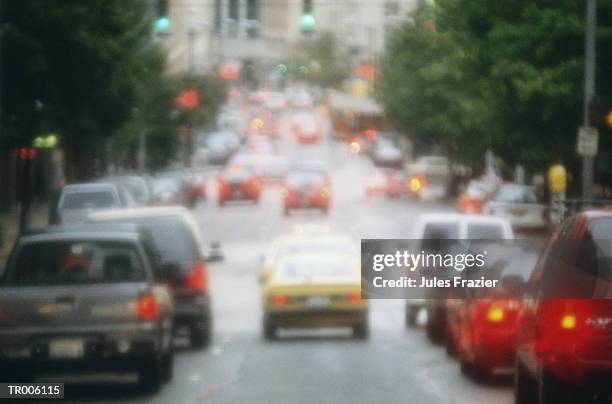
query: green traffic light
154 17 171 32
300 13 316 32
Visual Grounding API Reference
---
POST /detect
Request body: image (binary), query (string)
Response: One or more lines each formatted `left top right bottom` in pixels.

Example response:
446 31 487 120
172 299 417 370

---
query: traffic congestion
2 1 612 404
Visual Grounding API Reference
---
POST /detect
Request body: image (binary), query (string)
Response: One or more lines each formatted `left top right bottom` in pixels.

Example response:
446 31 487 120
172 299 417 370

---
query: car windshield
5 240 145 286
275 259 357 284
60 191 116 210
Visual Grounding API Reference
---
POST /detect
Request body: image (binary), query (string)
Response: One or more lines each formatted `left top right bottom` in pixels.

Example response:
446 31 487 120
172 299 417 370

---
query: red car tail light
187 262 208 294
487 307 505 322
137 293 159 320
347 291 362 304
560 314 577 329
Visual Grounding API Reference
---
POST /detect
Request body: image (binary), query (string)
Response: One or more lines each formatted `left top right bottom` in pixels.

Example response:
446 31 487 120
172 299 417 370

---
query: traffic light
300 0 316 34
154 0 171 36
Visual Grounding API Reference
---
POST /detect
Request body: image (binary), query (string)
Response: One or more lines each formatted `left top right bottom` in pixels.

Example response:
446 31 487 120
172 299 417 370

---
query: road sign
577 126 599 157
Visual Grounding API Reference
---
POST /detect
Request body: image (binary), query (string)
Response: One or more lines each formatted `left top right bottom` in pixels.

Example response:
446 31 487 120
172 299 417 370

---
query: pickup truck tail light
137 292 159 320
187 262 208 294
347 291 362 304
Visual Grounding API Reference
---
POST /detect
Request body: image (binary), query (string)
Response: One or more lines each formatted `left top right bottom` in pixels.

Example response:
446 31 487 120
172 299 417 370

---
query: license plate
307 296 330 308
49 338 84 359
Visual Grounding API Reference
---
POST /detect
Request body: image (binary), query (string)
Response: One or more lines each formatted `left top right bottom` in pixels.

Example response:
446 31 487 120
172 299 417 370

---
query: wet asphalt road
41 116 518 404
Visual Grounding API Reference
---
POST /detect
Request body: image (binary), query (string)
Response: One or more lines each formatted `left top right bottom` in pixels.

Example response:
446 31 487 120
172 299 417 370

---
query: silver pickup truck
0 223 174 393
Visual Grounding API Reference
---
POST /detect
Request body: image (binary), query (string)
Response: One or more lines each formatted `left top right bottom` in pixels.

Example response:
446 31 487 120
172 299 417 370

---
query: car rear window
60 191 116 209
422 222 459 239
133 217 200 268
276 259 357 284
287 172 325 186
576 218 612 281
6 240 146 286
467 224 504 240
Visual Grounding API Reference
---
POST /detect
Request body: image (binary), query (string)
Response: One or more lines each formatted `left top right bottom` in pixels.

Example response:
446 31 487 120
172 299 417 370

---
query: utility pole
582 0 596 200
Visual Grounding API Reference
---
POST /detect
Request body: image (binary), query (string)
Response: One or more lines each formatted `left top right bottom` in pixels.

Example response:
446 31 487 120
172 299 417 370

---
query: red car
451 247 538 379
515 210 612 404
457 180 498 214
282 170 331 215
217 165 262 206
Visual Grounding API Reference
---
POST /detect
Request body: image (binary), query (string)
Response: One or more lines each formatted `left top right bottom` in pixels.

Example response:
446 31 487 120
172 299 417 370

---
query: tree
1 0 164 179
286 31 350 88
380 0 612 185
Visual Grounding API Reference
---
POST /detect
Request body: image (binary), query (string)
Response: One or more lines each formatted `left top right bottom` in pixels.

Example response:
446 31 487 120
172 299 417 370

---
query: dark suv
0 223 174 393
89 207 214 348
515 210 612 404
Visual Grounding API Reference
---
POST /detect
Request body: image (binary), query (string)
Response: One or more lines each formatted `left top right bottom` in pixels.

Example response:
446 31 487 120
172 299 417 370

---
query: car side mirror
160 263 182 283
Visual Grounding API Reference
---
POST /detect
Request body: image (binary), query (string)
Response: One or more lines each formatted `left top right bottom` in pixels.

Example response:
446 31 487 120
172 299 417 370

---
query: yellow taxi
262 253 368 340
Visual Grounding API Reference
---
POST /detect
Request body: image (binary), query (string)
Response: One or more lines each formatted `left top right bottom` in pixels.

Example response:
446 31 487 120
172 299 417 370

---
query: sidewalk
0 203 48 264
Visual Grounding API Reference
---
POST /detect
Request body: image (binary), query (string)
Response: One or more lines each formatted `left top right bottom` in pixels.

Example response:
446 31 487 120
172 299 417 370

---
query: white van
405 213 514 328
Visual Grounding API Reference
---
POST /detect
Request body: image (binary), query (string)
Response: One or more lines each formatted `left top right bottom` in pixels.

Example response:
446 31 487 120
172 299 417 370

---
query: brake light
187 262 208 294
137 293 159 320
320 187 330 198
272 295 288 305
560 314 576 329
487 307 504 322
348 291 362 304
349 141 361 154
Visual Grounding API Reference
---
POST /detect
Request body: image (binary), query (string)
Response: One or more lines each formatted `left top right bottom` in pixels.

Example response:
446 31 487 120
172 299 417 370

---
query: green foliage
286 31 350 88
380 0 612 178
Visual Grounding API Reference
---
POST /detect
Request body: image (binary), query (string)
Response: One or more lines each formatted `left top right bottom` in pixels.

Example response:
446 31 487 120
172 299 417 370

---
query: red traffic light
14 147 37 160
176 88 201 110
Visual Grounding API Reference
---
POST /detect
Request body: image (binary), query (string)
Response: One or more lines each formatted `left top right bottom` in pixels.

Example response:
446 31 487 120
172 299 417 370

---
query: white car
484 184 548 230
405 213 514 328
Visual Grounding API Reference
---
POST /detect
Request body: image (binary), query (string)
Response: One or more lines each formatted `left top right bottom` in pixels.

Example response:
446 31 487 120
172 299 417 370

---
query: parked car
97 175 152 207
514 210 612 404
88 207 214 348
156 169 205 208
55 182 131 224
485 184 548 230
0 223 174 392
